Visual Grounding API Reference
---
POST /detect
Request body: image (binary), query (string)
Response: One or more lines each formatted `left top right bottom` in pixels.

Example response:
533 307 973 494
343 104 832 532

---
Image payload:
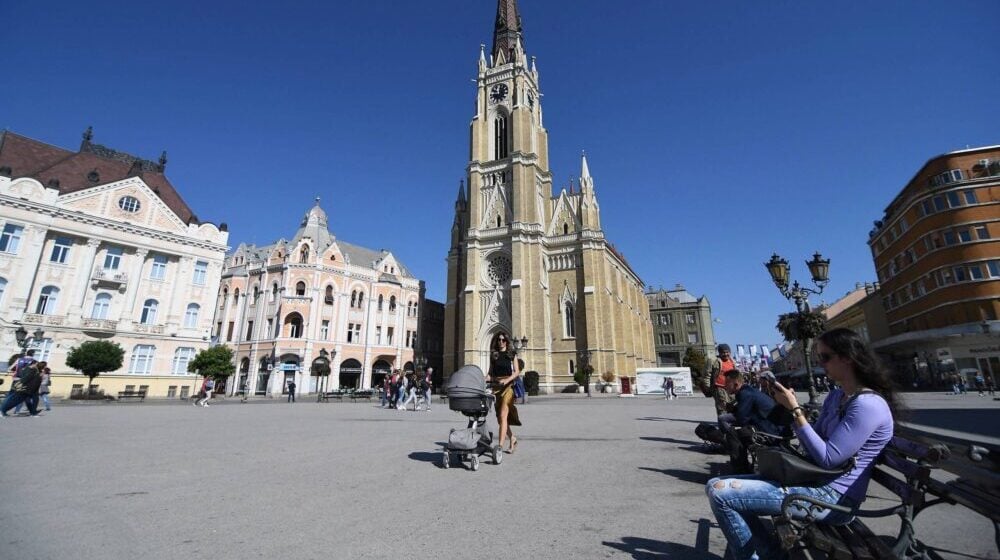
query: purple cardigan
794 388 894 502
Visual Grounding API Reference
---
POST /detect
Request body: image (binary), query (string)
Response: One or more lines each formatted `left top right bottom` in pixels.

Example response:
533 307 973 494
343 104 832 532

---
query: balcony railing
22 313 65 326
133 323 165 335
91 267 128 290
81 318 118 332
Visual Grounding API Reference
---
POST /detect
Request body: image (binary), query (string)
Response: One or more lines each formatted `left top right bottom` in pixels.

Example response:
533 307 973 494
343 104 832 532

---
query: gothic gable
546 190 580 237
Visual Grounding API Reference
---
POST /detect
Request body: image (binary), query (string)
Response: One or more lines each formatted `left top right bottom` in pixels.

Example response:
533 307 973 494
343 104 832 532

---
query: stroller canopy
447 365 487 397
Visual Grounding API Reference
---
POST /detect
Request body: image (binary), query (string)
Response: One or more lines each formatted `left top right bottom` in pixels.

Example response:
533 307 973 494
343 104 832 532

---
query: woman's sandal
508 437 518 454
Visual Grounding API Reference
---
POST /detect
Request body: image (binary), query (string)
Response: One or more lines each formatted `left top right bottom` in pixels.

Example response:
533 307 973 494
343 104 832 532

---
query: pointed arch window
271 283 279 302
351 290 358 308
564 301 576 338
300 245 310 263
232 288 240 307
563 223 569 235
494 114 508 160
377 294 384 311
358 292 364 307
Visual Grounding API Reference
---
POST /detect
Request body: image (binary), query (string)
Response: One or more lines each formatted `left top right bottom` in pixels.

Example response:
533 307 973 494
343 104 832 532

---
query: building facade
645 285 715 367
0 129 228 397
418 298 445 388
216 200 422 396
868 146 1000 384
444 0 655 392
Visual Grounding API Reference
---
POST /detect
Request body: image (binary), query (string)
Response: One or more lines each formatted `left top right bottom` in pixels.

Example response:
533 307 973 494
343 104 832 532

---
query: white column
69 239 102 318
13 225 48 315
122 248 149 322
166 257 191 329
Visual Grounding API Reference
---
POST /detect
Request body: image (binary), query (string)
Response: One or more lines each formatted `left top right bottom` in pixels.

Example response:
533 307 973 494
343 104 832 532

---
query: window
0 277 6 306
252 285 260 304
29 338 53 361
569 360 575 375
347 323 362 343
989 261 1000 278
129 345 156 375
325 285 334 304
172 347 196 375
688 333 699 344
564 301 576 337
285 313 303 338
494 115 508 159
664 333 676 345
375 326 382 345
377 295 384 311
245 320 254 340
295 281 306 296
141 299 159 324
271 283 279 302
947 191 962 208
321 320 330 340
104 246 123 270
387 326 394 345
36 286 59 315
226 321 234 342
970 265 984 280
150 254 167 280
965 190 979 204
933 196 946 212
0 224 23 254
118 196 141 213
954 267 968 282
184 303 200 328
267 318 274 337
389 296 397 312
358 292 364 307
193 260 208 285
943 231 957 246
50 236 72 264
958 229 972 243
299 245 310 263
921 200 934 216
976 226 990 240
685 312 696 325
916 279 927 297
899 217 908 232
91 293 112 319
351 290 358 307
906 248 917 265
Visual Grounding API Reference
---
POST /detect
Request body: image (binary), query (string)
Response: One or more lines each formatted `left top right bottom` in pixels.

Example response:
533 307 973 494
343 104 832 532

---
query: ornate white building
0 129 229 398
216 200 423 397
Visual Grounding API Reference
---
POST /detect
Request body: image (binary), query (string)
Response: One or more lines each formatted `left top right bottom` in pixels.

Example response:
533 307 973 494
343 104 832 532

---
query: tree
65 340 125 393
683 346 708 393
188 345 236 381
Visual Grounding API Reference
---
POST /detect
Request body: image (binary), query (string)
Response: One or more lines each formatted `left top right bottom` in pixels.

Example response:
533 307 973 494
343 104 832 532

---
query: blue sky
2 0 998 347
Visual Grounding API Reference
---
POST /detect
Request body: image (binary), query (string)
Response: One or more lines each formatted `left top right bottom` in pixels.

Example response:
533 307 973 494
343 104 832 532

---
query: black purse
756 447 854 486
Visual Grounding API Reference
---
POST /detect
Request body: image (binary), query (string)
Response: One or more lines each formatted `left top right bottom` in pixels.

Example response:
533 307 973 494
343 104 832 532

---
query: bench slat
805 524 854 560
871 468 912 502
846 519 896 559
831 525 875 560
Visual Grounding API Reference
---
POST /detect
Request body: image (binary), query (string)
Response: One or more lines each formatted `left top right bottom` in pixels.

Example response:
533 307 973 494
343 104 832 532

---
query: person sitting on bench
718 369 781 473
705 328 898 560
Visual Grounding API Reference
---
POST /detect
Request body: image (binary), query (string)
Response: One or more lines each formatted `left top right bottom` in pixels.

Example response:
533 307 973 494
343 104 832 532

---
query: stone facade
215 200 422 396
444 0 655 392
645 285 716 367
0 130 228 398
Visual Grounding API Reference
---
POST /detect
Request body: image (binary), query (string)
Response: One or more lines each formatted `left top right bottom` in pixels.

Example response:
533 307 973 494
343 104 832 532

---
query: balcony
22 313 66 327
81 318 118 335
133 323 165 335
91 268 128 292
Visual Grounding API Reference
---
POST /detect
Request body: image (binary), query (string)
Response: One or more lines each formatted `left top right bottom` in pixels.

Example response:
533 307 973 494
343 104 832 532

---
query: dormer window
300 245 310 263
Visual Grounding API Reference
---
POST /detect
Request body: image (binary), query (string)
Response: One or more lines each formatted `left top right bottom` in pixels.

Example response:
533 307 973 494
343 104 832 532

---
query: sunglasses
498 338 507 342
817 352 834 364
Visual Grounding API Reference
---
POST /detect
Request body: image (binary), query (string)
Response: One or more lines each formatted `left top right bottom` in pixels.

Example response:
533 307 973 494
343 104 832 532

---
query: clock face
490 83 509 103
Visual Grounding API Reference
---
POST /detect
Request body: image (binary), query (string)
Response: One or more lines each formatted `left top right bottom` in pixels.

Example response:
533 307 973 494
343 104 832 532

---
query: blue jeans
706 474 857 560
2 392 39 416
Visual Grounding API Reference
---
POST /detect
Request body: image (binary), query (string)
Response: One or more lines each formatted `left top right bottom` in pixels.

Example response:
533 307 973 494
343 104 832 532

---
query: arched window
239 357 250 374
271 283 279 302
36 286 59 315
325 285 334 304
184 303 200 328
284 313 304 338
351 290 358 308
564 301 576 338
563 223 569 235
389 295 396 312
232 288 240 306
497 215 502 228
252 285 260 304
494 114 508 159
91 293 112 320
377 294 384 311
358 292 364 307
295 281 306 296
0 277 6 306
300 245 310 263
141 299 159 325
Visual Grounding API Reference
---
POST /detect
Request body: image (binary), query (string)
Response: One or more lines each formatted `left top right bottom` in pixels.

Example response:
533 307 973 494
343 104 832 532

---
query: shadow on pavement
602 530 723 559
640 436 702 446
639 467 714 485
408 451 441 464
636 417 708 424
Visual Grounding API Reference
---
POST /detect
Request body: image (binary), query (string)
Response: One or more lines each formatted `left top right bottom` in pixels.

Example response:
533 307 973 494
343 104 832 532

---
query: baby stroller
442 365 503 471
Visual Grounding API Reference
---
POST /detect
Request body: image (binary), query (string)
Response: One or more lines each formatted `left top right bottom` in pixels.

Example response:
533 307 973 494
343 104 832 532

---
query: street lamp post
314 348 333 402
764 252 830 405
14 325 45 352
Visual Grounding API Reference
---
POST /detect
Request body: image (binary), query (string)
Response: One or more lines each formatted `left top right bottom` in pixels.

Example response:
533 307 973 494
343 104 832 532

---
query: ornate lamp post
14 325 45 351
765 252 831 405
511 335 529 355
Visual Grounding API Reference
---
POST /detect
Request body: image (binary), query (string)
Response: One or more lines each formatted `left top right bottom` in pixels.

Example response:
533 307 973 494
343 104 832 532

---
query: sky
2 0 998 347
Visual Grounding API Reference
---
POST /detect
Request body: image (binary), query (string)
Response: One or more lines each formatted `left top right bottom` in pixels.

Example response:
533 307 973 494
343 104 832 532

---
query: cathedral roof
0 129 196 224
492 0 524 64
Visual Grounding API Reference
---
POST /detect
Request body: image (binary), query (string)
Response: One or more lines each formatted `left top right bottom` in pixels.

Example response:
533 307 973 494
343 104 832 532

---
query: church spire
492 0 524 66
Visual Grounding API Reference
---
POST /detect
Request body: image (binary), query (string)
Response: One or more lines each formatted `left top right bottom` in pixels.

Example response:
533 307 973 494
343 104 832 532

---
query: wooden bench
350 389 374 402
319 391 345 402
773 429 999 559
116 390 147 402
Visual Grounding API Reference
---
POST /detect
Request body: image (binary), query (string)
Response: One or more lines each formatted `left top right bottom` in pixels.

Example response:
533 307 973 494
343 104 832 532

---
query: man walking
701 344 736 416
287 380 296 403
195 377 214 407
422 367 433 411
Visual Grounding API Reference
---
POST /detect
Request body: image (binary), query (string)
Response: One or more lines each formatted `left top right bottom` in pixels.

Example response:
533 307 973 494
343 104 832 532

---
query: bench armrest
782 493 854 520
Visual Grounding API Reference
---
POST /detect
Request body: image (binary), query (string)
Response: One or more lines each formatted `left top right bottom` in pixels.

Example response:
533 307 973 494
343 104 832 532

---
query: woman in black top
487 334 522 453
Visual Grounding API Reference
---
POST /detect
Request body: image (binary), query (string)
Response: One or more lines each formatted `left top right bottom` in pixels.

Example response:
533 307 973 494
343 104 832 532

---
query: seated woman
705 328 898 560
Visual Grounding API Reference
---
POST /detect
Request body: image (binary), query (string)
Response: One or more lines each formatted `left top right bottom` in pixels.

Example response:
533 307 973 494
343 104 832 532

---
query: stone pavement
0 392 996 560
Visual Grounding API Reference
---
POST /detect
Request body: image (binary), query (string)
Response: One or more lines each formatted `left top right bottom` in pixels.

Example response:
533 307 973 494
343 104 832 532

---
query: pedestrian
287 379 296 403
662 376 671 399
422 367 433 411
380 375 390 408
397 370 409 407
388 371 400 409
973 371 985 397
950 373 960 395
38 366 52 412
986 373 996 396
487 334 522 453
398 373 419 411
195 377 214 407
706 328 898 560
14 358 45 415
700 344 736 416
958 374 967 395
1 356 43 417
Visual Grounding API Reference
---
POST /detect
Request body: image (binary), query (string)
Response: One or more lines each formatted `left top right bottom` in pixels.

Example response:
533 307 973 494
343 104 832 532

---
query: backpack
205 379 215 390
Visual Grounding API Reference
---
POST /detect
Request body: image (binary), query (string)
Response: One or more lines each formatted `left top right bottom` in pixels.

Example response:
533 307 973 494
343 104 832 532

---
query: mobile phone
761 371 777 383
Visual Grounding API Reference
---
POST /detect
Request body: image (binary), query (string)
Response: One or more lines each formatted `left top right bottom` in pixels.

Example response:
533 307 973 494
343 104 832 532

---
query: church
444 0 655 393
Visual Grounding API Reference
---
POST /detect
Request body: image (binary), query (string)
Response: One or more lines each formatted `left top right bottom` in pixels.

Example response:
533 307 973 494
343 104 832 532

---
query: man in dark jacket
1 357 43 417
718 369 779 472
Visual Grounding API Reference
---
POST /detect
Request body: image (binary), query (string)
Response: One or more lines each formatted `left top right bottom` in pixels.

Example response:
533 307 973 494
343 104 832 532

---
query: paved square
1 393 996 559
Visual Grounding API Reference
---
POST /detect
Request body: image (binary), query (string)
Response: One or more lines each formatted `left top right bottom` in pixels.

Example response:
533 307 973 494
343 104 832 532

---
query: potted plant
600 371 616 393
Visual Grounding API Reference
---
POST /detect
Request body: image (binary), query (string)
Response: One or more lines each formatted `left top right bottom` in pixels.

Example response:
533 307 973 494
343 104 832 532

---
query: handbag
756 447 855 486
513 378 525 399
12 379 27 394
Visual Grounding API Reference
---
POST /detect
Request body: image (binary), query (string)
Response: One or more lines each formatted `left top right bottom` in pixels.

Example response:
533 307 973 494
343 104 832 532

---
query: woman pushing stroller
486 334 522 453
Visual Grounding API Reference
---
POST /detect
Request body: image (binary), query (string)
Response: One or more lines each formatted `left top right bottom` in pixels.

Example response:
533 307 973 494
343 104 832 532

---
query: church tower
444 0 655 392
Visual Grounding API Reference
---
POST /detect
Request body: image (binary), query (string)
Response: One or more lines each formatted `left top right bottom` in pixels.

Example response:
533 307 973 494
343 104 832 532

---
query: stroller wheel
492 445 503 465
442 451 450 469
471 455 480 471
